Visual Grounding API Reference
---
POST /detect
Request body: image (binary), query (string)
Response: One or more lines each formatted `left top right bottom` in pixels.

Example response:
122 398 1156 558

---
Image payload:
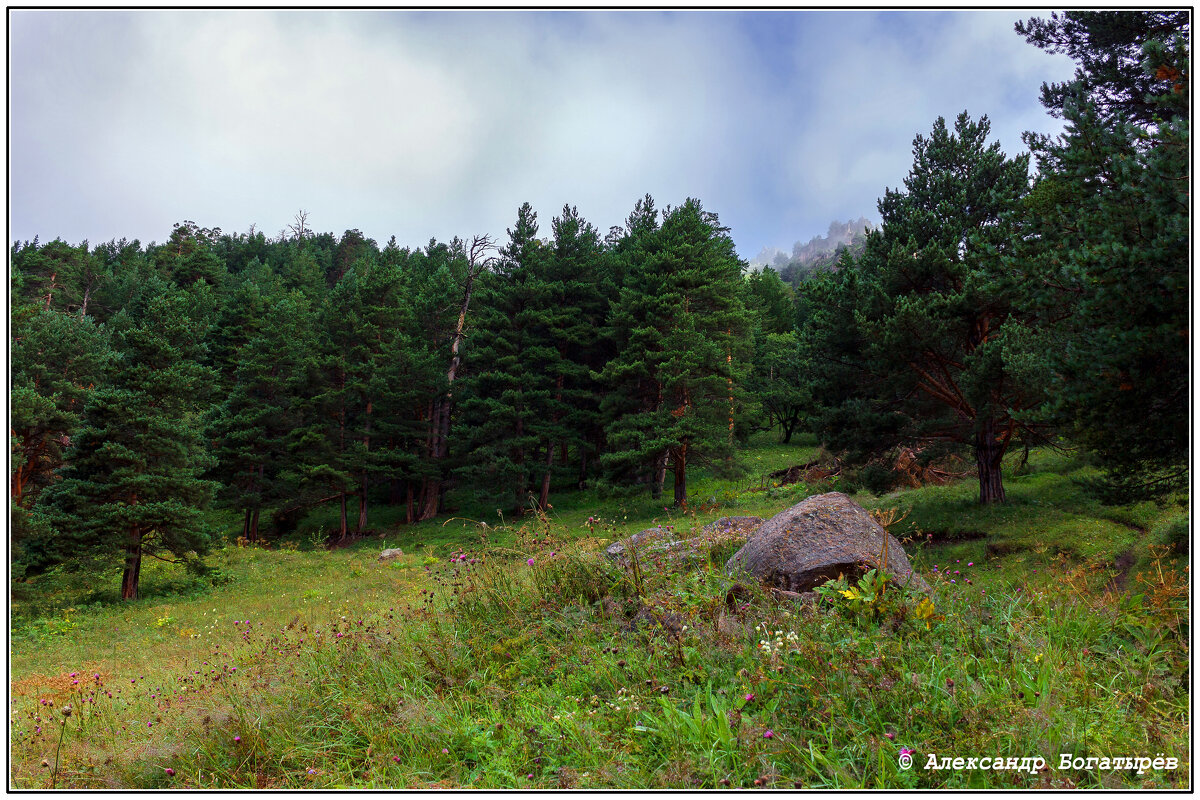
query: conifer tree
10 306 112 576
207 292 317 542
457 203 554 514
1013 11 1189 502
38 279 218 599
600 197 751 506
804 113 1038 503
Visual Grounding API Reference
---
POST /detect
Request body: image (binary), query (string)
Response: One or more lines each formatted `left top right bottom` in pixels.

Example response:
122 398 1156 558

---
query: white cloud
9 10 1077 257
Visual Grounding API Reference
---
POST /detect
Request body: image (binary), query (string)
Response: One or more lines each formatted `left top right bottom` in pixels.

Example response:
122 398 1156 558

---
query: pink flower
763 730 774 739
745 693 755 702
884 732 895 740
442 748 449 754
234 736 241 743
967 562 974 567
165 768 175 777
900 747 915 757
526 558 535 566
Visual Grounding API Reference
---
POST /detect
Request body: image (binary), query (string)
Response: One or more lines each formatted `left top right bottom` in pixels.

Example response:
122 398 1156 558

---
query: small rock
378 548 405 561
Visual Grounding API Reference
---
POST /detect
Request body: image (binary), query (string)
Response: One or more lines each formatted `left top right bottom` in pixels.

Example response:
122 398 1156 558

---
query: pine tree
804 113 1038 503
207 291 317 542
10 306 112 576
38 280 218 600
600 197 751 506
1013 11 1189 502
457 203 554 514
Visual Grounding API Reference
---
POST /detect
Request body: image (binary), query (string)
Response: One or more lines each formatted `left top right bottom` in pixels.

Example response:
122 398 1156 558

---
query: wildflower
763 730 775 739
527 774 535 780
442 748 449 754
165 768 175 777
392 756 401 763
900 747 915 757
234 736 242 743
549 551 556 557
527 558 535 566
884 732 894 740
967 562 974 567
307 769 318 775
745 693 755 702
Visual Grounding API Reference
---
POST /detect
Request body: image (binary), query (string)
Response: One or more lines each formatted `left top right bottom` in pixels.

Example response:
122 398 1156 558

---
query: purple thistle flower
763 730 774 739
900 747 915 757
526 558 535 566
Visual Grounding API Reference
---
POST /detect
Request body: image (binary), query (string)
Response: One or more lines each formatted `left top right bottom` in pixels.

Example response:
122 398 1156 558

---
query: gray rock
697 516 765 538
725 492 931 594
604 526 679 561
378 548 405 561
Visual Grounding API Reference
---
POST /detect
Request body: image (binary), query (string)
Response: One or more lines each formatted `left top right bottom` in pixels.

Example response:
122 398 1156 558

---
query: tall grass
9 441 1189 789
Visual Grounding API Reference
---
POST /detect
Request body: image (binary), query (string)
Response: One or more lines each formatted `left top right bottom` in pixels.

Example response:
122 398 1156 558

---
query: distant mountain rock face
750 217 876 286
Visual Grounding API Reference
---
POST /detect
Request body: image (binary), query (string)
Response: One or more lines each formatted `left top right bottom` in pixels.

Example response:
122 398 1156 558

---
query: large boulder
725 492 931 594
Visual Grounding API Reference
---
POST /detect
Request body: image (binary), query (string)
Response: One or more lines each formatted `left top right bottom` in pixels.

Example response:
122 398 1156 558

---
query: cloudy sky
10 9 1076 260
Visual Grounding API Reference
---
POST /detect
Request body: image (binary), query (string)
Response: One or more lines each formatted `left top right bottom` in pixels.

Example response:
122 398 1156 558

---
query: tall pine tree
600 197 750 506
39 279 217 599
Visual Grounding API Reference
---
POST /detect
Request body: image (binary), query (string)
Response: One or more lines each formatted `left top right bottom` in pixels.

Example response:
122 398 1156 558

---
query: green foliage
35 278 219 599
7 436 1190 790
599 197 752 506
802 113 1038 504
1013 11 1189 503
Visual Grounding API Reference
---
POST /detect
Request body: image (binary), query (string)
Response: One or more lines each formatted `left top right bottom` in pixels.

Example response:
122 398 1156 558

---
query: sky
9 9 1078 261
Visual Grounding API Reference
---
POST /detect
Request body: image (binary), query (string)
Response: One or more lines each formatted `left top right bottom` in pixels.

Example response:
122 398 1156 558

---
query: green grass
9 435 1189 789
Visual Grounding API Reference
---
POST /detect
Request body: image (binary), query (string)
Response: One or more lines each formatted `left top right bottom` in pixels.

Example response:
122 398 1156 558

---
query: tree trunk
249 507 260 542
405 481 414 525
975 419 1007 504
121 526 142 601
338 492 349 541
417 236 491 521
538 442 553 512
242 507 253 540
652 450 668 501
673 443 688 508
357 474 368 534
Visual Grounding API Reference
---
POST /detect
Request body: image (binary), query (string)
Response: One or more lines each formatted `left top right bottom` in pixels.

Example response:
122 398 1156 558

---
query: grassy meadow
9 434 1190 789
